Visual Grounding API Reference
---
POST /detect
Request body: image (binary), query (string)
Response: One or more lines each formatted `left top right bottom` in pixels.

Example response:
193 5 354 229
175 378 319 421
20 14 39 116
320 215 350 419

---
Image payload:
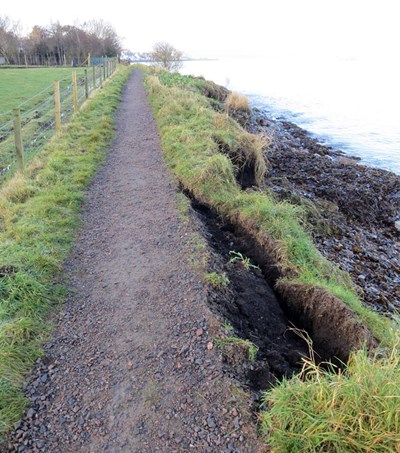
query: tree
83 20 122 57
151 42 183 72
0 16 19 64
0 17 122 66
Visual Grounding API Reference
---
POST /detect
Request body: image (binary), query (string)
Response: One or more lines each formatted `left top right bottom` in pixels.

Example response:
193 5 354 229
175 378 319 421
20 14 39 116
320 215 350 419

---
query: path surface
6 70 261 452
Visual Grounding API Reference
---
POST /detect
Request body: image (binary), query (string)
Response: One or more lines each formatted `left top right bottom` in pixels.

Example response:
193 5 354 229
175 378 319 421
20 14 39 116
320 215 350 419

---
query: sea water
182 56 400 175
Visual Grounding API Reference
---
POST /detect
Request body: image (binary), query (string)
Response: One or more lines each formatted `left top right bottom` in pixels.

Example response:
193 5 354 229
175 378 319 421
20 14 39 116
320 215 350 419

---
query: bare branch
151 42 183 72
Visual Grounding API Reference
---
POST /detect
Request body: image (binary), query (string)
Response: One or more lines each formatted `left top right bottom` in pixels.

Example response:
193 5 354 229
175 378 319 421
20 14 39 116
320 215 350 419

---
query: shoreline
247 107 400 315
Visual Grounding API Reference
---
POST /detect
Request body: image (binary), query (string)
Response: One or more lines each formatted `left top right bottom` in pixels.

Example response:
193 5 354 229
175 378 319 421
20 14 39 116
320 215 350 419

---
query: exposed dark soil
191 201 375 366
5 71 267 453
192 203 310 391
248 111 400 315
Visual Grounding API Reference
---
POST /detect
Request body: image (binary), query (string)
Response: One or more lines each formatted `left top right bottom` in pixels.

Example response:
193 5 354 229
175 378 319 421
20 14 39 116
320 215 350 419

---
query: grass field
0 68 86 114
0 66 106 184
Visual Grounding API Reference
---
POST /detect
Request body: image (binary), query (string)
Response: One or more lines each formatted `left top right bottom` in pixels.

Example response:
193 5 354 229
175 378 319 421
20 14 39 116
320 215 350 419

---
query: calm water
182 56 400 175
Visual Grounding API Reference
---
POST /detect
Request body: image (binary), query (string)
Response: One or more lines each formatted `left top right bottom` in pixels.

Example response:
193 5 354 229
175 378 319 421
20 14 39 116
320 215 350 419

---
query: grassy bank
143 68 399 451
0 65 131 437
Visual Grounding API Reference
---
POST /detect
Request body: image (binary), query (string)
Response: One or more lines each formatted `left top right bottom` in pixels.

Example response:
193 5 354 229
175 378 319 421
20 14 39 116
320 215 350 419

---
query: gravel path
5 70 262 452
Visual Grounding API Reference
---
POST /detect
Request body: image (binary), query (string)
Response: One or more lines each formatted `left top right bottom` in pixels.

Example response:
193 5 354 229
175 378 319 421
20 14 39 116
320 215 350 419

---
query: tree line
0 16 122 66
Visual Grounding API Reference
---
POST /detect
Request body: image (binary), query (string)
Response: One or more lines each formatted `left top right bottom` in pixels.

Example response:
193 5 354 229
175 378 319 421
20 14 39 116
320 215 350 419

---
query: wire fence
0 58 117 183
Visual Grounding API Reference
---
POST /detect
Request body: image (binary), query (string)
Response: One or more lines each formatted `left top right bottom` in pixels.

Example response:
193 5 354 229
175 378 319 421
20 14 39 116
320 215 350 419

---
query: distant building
120 50 153 63
0 57 6 65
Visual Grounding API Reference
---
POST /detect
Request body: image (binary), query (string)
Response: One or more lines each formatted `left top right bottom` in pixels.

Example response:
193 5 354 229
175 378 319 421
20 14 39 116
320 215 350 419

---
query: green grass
228 251 259 270
0 67 86 114
215 336 259 362
0 64 131 439
261 343 400 452
204 271 230 288
0 66 107 186
143 67 400 452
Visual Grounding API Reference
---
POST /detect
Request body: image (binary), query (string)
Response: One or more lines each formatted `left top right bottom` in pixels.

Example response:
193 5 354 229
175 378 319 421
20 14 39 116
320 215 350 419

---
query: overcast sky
3 0 399 58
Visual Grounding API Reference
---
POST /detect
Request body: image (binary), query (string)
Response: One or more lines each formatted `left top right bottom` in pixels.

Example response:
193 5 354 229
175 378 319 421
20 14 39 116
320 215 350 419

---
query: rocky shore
248 109 400 316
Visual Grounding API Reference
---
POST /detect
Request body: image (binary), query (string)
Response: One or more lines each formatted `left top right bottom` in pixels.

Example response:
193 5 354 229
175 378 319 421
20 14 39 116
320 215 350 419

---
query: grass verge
143 67 399 452
0 65 131 438
261 342 400 452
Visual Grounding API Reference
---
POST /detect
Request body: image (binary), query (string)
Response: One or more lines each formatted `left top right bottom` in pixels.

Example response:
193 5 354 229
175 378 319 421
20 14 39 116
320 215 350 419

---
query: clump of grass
216 336 258 362
213 113 269 187
225 91 251 114
233 132 268 186
0 174 36 204
143 379 161 408
187 232 208 274
176 192 190 222
228 251 259 270
261 340 400 452
0 65 131 438
223 321 234 332
204 271 230 287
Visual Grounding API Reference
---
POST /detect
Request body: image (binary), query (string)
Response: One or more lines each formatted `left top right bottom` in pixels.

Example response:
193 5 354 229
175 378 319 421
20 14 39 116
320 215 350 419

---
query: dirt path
6 70 262 452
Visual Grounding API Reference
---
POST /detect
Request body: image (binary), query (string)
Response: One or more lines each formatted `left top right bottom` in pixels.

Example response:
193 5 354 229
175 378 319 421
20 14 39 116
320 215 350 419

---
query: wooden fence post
100 65 103 86
92 65 96 90
84 69 89 99
88 52 91 66
72 70 78 113
103 60 106 80
12 109 24 171
54 80 61 134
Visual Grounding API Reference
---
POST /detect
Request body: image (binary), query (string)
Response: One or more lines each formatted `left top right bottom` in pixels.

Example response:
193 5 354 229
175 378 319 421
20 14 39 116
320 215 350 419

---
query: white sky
2 0 399 58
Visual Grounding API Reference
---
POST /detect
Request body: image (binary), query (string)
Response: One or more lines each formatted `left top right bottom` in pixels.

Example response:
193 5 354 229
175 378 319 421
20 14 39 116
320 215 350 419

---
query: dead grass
0 173 36 204
225 92 251 114
213 113 269 187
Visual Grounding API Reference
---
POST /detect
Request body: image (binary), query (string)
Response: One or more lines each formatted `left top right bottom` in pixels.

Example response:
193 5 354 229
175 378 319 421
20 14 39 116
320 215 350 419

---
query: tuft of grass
176 192 191 223
187 232 208 274
0 174 36 204
0 65 131 438
216 336 259 362
261 340 400 452
213 113 269 187
225 91 251 114
223 321 234 332
204 271 230 288
143 379 161 408
228 251 259 270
